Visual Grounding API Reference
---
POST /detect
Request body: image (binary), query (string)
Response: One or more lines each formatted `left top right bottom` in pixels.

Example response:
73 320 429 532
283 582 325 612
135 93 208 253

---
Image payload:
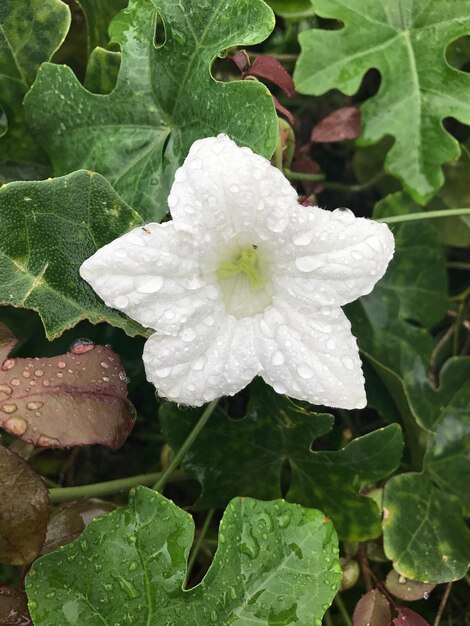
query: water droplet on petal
155 366 171 378
333 207 355 224
2 359 16 371
341 356 355 370
57 361 66 369
136 276 163 293
271 351 285 366
114 295 129 308
34 369 44 377
0 384 13 396
297 363 314 379
293 231 314 246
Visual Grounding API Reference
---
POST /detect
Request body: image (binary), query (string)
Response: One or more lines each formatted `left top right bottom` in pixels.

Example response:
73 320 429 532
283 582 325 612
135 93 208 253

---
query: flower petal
272 206 395 306
167 134 299 240
80 222 221 334
143 315 259 406
256 299 366 409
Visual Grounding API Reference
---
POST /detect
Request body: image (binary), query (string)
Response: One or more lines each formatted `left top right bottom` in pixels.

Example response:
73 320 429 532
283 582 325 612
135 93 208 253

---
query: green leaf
161 380 403 541
383 472 470 583
26 487 342 625
0 0 70 180
0 170 145 339
294 0 470 203
76 0 127 52
84 47 121 94
265 0 315 19
25 0 278 221
426 156 470 248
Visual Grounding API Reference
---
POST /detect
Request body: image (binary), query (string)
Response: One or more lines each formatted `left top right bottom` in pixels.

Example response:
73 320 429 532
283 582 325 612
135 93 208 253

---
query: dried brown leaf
0 445 49 565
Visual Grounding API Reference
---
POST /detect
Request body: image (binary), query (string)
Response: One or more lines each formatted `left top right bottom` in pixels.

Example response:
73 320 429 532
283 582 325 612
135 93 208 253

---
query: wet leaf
393 607 431 626
160 380 403 541
76 0 127 52
0 323 135 449
353 589 391 626
0 444 49 565
42 500 117 555
0 170 144 339
0 586 32 625
265 0 315 18
384 570 435 602
26 487 342 625
0 0 70 181
311 107 361 143
294 0 470 203
84 47 121 94
25 0 278 221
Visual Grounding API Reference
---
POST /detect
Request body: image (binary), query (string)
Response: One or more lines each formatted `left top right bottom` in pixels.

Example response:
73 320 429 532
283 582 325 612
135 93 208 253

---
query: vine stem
185 509 215 588
433 582 452 626
377 208 470 224
153 399 219 492
49 471 183 504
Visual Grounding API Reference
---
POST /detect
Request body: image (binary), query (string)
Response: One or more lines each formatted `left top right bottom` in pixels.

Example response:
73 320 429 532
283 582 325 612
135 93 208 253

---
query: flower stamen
217 247 264 290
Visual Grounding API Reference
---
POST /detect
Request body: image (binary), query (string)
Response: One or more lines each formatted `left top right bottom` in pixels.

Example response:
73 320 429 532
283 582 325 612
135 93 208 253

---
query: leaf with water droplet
160 379 403 541
26 488 341 625
0 322 135 449
0 0 70 184
0 170 145 339
295 0 470 204
24 0 278 221
0 444 49 565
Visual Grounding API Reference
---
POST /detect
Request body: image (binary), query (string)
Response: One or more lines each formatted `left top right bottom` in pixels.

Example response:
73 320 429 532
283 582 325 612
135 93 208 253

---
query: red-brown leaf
246 55 295 97
385 570 435 602
393 608 431 626
0 586 32 625
0 445 49 565
353 589 392 626
41 500 117 555
0 324 134 450
311 106 361 143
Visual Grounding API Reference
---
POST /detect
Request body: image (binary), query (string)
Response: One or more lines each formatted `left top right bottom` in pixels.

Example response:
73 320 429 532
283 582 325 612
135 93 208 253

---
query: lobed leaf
26 487 342 625
24 0 278 221
0 444 49 565
161 380 403 541
0 170 144 339
0 0 70 181
294 0 470 203
0 323 135 449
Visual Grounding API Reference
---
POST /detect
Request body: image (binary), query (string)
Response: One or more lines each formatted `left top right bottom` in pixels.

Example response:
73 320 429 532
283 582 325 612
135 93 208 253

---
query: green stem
324 609 334 626
284 168 325 182
377 208 470 224
153 399 219 492
185 509 215 587
334 593 353 626
447 261 470 271
323 171 384 192
49 471 184 504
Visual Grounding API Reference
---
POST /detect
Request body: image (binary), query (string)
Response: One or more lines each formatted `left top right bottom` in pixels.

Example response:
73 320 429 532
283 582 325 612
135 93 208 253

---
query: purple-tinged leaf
0 445 49 565
385 570 435 602
393 608 431 626
247 55 295 97
353 589 392 626
311 107 361 143
0 324 135 450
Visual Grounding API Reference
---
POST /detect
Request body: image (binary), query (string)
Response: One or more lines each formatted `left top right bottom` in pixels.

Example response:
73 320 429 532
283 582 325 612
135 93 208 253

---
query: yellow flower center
217 247 264 290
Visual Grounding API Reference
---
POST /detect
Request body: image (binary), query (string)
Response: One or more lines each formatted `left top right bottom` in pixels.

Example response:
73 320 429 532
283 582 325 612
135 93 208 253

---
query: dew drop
293 231 314 246
181 328 196 342
70 339 95 355
191 358 205 371
136 276 163 293
1 358 16 371
5 416 27 436
297 363 314 379
155 366 171 377
0 384 13 396
34 369 44 377
333 207 355 224
271 351 285 366
102 376 110 382
57 361 66 369
295 255 325 272
37 434 60 446
341 356 355 370
326 338 335 350
1 403 17 414
27 401 44 410
100 361 109 369
114 295 129 308
22 370 30 378
11 378 20 386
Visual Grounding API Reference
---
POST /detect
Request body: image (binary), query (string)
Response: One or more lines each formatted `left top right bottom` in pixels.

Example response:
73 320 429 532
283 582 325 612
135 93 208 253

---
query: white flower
80 134 394 408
